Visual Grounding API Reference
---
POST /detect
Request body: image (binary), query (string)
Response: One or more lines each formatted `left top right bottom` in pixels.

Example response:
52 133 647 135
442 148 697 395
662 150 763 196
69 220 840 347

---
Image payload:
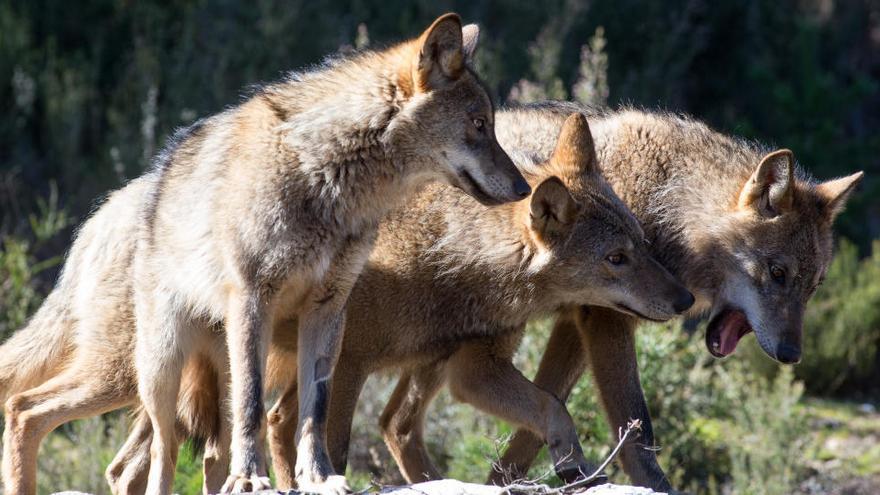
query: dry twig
499 419 643 495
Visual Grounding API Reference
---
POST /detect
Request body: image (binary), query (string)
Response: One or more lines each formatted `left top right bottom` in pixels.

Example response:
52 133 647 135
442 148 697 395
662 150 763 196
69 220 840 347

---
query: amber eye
472 117 485 130
770 264 785 283
607 253 626 266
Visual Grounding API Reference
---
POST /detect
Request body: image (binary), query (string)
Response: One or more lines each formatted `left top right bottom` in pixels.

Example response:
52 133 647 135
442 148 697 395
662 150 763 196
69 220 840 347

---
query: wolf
2 13 530 495
256 112 693 487
0 112 689 494
99 112 692 492
381 102 863 491
0 172 238 495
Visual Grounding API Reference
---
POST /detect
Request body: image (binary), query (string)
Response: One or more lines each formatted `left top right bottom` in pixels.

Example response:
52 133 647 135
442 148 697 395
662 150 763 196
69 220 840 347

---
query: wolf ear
816 171 864 221
414 13 464 92
738 149 794 217
550 113 596 173
461 24 480 62
530 177 579 242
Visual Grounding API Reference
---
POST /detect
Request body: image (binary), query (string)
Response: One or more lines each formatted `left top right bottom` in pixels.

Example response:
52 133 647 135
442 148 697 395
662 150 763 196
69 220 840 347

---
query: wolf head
526 114 694 320
392 14 529 205
703 149 863 363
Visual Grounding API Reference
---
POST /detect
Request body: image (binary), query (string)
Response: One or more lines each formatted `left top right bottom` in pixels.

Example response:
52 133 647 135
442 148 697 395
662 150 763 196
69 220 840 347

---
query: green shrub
796 239 880 395
540 320 808 494
0 182 69 338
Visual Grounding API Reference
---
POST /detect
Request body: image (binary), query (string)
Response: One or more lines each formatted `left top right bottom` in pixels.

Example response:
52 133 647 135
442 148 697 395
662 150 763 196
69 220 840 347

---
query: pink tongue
719 312 748 355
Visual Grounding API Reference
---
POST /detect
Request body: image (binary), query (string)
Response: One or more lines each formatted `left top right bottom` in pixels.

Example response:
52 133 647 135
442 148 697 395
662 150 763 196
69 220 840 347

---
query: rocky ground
55 482 663 495
794 399 880 495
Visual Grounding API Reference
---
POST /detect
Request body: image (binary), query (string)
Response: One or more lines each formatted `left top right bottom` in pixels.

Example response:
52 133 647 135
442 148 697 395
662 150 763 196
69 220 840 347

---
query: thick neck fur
398 182 561 328
249 45 431 231
496 104 813 309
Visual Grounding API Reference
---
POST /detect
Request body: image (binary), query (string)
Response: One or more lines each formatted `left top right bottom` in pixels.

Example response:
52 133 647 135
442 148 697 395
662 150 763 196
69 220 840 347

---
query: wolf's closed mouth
613 302 668 323
459 169 503 206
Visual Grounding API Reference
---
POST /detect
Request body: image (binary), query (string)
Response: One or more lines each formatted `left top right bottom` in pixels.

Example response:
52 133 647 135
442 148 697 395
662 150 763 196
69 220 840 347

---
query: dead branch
499 418 643 495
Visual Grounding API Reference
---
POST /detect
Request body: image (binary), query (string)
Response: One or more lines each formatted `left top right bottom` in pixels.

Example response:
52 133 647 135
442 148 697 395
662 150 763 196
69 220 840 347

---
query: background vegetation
2 0 879 493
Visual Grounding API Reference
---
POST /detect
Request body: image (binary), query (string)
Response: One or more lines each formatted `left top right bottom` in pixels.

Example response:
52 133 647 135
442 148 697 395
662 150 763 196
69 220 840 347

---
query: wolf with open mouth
490 102 864 490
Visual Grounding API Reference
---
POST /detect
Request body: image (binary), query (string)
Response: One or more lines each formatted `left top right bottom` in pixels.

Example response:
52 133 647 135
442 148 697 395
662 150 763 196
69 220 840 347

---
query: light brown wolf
0 172 235 495
0 112 690 494
102 112 692 491
1 13 530 495
256 113 693 488
128 112 690 490
385 102 863 491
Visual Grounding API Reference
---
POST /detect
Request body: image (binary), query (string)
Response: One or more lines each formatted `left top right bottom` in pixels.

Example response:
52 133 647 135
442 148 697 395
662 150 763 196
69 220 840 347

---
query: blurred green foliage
0 182 68 337
1 0 877 244
2 1 879 493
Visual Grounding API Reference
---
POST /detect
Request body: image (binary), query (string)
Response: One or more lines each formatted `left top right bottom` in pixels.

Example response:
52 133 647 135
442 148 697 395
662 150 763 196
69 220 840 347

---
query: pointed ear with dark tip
550 113 597 173
414 13 464 92
461 24 480 62
737 149 794 217
530 177 579 241
816 171 864 221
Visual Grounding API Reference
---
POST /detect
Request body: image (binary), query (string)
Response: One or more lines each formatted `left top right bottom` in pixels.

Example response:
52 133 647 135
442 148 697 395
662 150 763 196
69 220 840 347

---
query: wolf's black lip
613 303 668 323
458 169 504 206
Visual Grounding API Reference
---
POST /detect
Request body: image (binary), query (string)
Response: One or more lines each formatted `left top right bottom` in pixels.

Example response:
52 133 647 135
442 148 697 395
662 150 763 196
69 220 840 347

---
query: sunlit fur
488 102 862 490
0 14 528 495
0 114 689 493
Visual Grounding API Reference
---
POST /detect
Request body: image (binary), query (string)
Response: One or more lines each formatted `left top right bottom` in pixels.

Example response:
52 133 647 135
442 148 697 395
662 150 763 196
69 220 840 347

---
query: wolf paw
555 460 606 486
296 474 350 495
219 473 272 493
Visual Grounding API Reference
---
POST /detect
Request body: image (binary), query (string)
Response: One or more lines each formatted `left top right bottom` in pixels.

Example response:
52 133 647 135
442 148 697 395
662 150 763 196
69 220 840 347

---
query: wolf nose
672 290 695 313
513 177 531 198
775 343 802 364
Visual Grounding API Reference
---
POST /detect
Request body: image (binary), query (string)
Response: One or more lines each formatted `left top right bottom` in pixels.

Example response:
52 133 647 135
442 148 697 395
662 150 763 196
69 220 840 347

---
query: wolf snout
672 290 695 314
774 342 802 364
513 176 531 198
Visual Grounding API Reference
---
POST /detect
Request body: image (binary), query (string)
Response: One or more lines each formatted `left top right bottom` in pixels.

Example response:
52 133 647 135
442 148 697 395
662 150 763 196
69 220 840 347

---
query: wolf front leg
267 380 298 490
218 289 273 494
489 308 589 485
577 306 671 491
293 235 371 495
445 334 599 485
294 300 350 495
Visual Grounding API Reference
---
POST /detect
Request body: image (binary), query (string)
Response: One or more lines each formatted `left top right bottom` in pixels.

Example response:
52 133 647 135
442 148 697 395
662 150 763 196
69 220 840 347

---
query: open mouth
706 308 753 357
613 303 668 323
458 169 503 206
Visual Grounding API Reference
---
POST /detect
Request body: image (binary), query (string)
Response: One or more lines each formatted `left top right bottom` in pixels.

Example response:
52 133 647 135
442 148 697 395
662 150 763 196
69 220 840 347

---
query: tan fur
0 14 528 495
102 113 690 491
0 111 688 494
132 12 529 495
2 104 860 493
483 103 863 490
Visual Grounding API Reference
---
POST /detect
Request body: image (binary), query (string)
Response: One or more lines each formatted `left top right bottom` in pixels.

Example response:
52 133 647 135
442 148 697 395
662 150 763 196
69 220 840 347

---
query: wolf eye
770 264 785 283
607 253 626 266
472 117 485 130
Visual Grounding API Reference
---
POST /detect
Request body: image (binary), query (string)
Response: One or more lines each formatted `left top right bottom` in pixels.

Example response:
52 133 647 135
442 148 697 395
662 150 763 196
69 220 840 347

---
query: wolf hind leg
135 289 195 495
379 362 446 483
106 410 153 495
3 367 135 495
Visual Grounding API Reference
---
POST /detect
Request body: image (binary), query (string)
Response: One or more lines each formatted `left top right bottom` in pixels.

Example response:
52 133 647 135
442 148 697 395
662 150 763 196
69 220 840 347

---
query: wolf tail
0 289 73 405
